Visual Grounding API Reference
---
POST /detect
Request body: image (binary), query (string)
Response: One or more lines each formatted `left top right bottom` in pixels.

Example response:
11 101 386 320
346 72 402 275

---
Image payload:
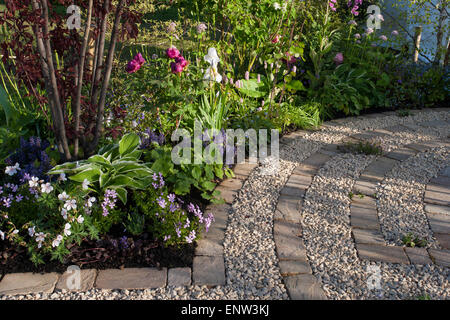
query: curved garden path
1 109 449 300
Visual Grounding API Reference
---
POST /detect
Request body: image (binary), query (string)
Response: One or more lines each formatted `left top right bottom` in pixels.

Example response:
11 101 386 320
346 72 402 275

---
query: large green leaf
119 133 141 156
111 187 128 205
0 85 15 127
69 168 101 183
238 79 267 98
87 155 112 168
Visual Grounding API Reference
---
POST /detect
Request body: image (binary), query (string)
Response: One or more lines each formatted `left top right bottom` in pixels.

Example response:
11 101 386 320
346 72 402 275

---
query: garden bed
0 232 195 275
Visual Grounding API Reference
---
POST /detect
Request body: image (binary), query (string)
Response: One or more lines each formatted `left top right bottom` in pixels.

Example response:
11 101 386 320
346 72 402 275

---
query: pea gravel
1 109 449 300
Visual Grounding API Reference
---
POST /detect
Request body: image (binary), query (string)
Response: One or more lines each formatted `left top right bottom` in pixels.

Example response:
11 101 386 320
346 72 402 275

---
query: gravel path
377 147 450 248
2 109 449 300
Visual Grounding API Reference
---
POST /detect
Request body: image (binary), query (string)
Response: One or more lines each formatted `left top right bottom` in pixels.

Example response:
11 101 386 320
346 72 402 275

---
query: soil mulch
0 232 195 276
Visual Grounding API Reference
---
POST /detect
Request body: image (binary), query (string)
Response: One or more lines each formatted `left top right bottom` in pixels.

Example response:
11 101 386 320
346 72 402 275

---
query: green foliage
123 212 146 236
339 141 383 156
49 133 153 204
145 144 230 203
402 232 428 248
273 101 321 130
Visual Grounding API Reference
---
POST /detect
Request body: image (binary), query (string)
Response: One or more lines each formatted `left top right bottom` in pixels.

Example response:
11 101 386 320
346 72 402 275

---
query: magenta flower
126 60 140 74
126 52 146 74
272 35 280 44
134 53 145 65
166 46 180 59
175 56 188 68
333 52 344 66
171 62 184 74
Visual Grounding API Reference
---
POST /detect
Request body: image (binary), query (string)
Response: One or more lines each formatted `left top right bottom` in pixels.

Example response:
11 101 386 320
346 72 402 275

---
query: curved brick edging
0 162 257 296
275 113 450 300
349 140 450 267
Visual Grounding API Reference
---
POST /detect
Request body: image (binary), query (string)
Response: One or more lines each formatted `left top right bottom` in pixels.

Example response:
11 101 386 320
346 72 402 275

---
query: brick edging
349 138 450 268
275 116 450 300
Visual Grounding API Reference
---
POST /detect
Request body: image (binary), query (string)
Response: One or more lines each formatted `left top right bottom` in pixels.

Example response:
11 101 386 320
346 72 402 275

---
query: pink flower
134 53 146 65
175 56 189 68
125 52 146 74
272 35 280 44
166 46 180 59
391 30 399 36
170 62 184 74
329 0 337 11
333 52 344 66
126 59 140 74
379 35 388 41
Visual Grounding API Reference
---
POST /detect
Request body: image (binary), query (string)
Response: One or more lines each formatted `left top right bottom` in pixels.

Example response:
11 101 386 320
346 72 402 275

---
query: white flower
82 179 90 190
61 208 68 220
58 192 70 201
41 182 54 194
77 215 84 224
64 223 71 236
5 163 20 176
204 66 223 83
13 229 19 235
0 230 4 240
35 232 46 245
86 197 96 208
58 173 67 182
204 48 220 67
52 234 63 247
273 2 281 10
64 199 77 211
132 120 138 128
28 226 36 237
204 48 222 83
29 176 39 188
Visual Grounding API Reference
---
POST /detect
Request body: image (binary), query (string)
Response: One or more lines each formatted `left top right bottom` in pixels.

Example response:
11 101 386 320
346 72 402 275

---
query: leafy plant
49 133 153 204
339 141 383 156
123 212 146 236
402 233 427 248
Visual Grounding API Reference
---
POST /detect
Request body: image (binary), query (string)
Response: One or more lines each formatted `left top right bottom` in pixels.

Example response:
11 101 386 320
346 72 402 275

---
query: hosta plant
49 133 153 204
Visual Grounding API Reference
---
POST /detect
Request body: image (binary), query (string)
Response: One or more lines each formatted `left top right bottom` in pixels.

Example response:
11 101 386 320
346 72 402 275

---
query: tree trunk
434 0 447 65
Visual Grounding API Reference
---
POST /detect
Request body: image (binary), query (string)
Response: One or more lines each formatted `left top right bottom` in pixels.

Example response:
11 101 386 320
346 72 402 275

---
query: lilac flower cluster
1 183 25 209
140 128 165 149
101 189 118 217
5 137 52 183
347 0 363 16
152 172 165 190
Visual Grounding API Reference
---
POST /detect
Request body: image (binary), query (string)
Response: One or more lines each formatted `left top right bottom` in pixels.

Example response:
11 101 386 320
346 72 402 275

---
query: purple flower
15 194 23 202
168 194 176 203
157 197 166 209
170 62 184 74
333 52 344 65
185 230 196 243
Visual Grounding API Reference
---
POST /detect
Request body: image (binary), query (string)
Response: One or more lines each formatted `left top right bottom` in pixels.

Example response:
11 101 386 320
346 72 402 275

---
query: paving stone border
348 139 450 267
0 162 257 296
275 118 450 299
